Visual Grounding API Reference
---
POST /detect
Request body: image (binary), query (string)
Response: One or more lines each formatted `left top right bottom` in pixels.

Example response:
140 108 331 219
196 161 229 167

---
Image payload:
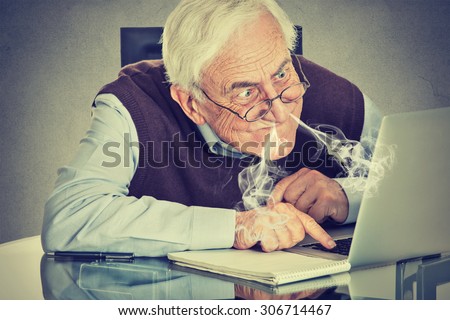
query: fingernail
328 240 336 248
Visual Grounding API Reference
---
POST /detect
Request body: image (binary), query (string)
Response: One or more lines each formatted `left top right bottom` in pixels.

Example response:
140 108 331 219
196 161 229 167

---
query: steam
236 127 287 211
236 115 396 213
291 115 396 198
234 127 291 245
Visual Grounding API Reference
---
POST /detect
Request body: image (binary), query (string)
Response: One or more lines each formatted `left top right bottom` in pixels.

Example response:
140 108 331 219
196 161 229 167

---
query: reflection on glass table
40 253 450 300
396 254 450 300
40 255 349 300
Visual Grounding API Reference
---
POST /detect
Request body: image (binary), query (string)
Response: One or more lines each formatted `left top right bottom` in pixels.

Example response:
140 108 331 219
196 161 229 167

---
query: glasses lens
280 83 305 103
245 101 271 122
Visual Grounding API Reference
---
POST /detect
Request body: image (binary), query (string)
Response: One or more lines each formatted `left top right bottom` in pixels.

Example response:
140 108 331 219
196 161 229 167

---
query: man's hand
233 202 336 252
270 168 349 223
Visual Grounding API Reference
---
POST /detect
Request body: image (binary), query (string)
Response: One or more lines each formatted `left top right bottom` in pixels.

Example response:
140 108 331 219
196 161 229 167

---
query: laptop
287 107 450 269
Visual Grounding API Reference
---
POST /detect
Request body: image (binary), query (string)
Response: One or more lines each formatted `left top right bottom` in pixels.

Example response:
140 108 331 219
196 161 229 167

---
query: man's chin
235 143 294 160
268 132 297 160
268 144 295 160
258 139 295 160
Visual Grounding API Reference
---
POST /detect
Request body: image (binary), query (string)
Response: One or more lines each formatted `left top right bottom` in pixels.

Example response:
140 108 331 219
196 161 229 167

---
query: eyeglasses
201 80 310 122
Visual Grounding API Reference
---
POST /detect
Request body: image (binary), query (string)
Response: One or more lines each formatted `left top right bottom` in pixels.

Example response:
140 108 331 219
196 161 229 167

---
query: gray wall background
1 0 449 243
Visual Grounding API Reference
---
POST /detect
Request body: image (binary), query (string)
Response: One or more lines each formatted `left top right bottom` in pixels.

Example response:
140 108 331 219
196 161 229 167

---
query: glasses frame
199 66 311 123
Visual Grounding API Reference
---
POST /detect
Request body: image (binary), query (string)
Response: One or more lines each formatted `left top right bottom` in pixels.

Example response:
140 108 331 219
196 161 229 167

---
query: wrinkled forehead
202 12 291 91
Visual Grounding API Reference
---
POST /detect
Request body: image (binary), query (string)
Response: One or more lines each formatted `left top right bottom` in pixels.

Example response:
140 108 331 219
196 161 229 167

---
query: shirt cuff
189 206 236 250
333 178 364 224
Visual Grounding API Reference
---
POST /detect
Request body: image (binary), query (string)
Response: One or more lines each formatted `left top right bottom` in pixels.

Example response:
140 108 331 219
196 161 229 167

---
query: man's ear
170 85 206 125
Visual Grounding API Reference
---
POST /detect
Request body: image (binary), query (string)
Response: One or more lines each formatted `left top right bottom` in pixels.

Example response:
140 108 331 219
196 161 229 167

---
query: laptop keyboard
302 237 353 256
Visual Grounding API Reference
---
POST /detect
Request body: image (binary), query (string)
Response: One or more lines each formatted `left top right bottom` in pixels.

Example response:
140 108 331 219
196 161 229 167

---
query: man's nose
258 83 291 122
268 96 290 123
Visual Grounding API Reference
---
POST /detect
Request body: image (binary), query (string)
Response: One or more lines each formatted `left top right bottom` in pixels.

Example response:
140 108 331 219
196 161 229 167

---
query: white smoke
290 115 396 198
236 115 396 213
236 127 288 211
234 127 291 246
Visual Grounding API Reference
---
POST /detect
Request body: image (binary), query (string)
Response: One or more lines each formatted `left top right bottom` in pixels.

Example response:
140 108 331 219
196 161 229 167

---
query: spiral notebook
168 249 350 286
171 261 351 295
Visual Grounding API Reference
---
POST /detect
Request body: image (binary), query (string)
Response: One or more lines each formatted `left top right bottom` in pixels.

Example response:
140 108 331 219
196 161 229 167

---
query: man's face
196 12 302 160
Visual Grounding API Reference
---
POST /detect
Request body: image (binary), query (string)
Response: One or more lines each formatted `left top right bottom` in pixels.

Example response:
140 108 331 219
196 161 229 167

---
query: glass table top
40 253 450 300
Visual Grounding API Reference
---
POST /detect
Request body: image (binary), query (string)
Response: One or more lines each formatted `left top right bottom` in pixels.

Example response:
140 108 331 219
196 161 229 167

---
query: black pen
49 251 135 262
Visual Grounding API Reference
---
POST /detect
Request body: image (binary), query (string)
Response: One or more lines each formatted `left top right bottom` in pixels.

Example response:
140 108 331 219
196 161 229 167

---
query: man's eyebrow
226 81 260 95
224 58 292 95
271 58 291 78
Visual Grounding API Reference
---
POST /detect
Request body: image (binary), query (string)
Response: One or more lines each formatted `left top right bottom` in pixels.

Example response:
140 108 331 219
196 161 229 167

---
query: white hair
161 0 298 101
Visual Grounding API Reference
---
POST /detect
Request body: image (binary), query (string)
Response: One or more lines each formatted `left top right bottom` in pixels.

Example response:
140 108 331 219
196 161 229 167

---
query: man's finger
273 224 293 250
268 169 307 205
283 178 307 205
259 229 279 252
294 186 317 213
295 210 336 249
307 202 328 223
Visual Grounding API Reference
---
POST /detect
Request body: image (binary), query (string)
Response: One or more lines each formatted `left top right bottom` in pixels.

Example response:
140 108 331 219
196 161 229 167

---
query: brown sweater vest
96 55 364 209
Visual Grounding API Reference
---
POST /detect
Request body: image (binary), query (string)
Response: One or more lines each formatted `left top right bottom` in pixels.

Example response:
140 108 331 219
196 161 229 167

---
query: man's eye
238 89 253 98
276 70 287 79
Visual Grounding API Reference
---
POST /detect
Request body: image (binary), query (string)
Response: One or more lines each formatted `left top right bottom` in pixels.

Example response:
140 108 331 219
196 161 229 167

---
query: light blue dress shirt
42 93 382 256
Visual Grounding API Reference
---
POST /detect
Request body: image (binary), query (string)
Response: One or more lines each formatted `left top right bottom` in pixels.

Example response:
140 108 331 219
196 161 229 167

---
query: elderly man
42 0 381 256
